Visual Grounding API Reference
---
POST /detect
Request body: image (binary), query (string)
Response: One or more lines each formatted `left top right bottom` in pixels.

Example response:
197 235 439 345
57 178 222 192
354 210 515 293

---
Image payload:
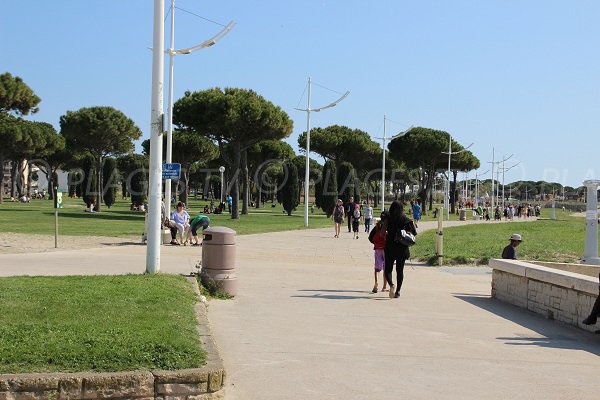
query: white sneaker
389 284 395 299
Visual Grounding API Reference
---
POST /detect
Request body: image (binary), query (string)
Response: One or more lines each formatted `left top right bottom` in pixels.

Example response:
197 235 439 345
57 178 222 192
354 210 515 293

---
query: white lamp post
219 165 225 203
295 77 349 227
147 0 165 274
441 135 473 220
582 180 600 265
377 117 412 212
474 169 488 208
499 160 519 210
164 0 234 215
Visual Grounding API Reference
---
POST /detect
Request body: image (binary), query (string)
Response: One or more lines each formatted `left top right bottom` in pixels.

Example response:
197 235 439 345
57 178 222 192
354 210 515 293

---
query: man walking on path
345 196 355 233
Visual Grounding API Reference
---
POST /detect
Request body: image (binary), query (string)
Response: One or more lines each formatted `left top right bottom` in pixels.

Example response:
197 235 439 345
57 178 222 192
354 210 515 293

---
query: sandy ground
0 233 139 254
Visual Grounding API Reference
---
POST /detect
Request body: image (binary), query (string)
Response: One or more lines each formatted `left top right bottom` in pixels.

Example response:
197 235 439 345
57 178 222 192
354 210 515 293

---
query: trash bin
200 227 238 296
459 209 467 221
161 228 171 245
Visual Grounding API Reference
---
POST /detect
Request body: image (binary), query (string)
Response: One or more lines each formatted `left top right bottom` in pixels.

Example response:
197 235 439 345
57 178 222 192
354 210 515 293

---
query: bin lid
203 226 236 245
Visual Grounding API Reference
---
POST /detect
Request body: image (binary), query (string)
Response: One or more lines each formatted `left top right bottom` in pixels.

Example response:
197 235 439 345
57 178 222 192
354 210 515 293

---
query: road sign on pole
162 163 181 180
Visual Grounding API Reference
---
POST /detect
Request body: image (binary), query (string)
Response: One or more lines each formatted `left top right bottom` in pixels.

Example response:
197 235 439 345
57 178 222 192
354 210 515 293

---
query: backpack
353 209 361 220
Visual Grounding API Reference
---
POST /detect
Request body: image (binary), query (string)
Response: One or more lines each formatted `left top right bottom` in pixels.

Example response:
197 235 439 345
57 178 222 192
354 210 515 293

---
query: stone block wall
490 259 599 333
0 369 224 399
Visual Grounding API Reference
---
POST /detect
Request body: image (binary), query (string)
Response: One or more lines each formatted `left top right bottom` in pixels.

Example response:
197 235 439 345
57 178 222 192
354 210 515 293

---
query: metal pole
54 209 58 248
490 148 495 213
146 0 165 273
303 77 312 227
446 134 451 221
220 169 224 203
501 158 505 210
381 115 386 212
165 0 175 216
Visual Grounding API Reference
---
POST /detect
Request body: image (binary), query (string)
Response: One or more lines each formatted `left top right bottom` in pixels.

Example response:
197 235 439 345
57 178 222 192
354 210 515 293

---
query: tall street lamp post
147 0 165 273
442 135 472 220
474 169 488 208
164 0 234 215
296 77 349 227
219 165 225 203
377 117 412 212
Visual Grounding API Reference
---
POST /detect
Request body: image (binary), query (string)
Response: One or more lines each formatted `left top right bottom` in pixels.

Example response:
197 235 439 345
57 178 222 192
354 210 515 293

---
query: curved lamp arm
170 21 236 55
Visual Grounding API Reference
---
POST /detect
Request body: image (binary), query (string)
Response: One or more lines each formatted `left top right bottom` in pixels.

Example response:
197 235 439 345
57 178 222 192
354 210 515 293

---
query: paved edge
0 275 225 400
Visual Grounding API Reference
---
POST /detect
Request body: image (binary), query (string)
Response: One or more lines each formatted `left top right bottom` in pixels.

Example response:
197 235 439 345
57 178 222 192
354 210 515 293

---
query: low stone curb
0 275 225 400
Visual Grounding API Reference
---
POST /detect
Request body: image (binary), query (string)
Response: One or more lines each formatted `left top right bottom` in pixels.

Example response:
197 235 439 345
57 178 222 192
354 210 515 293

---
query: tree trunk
242 151 249 215
451 170 458 214
27 163 33 197
92 157 101 212
47 169 55 201
10 161 18 198
231 144 241 219
257 179 263 208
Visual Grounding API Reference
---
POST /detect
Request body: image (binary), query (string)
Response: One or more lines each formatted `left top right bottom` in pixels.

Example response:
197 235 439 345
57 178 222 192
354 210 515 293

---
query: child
352 204 361 239
412 199 421 228
368 211 388 293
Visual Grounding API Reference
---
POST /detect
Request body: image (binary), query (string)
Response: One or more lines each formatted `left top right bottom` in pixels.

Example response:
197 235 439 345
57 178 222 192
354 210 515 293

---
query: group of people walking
333 198 418 299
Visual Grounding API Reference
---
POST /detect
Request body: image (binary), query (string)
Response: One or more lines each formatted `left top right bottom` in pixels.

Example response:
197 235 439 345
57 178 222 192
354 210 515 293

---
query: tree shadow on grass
292 289 375 300
454 293 600 357
42 212 142 222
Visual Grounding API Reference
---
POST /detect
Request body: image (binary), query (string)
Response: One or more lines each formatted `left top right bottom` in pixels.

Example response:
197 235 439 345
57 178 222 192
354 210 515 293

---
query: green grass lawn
0 274 205 373
410 208 593 265
0 196 332 237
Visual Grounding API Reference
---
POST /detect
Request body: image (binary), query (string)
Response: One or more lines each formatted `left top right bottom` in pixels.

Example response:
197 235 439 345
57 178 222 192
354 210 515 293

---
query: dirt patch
0 233 139 254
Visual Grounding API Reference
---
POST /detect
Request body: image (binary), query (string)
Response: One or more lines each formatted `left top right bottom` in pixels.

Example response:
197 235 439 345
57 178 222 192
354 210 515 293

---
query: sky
2 0 600 188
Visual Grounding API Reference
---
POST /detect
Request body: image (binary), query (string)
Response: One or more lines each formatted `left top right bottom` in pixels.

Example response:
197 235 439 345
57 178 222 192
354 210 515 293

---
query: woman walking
384 200 417 298
333 199 345 238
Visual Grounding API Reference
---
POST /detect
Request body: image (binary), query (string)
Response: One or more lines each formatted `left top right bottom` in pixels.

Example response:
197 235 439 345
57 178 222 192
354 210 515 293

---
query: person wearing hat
502 234 522 259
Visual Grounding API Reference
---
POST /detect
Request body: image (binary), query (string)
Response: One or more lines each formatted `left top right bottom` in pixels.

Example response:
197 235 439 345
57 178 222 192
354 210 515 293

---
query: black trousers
384 247 407 293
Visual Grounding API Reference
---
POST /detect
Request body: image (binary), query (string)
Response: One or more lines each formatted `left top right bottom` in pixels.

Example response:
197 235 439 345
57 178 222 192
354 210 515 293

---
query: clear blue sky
2 1 599 188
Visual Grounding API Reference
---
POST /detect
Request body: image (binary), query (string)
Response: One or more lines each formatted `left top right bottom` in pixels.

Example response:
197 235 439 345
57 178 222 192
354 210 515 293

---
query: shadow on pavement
292 289 375 300
100 242 142 247
455 294 600 357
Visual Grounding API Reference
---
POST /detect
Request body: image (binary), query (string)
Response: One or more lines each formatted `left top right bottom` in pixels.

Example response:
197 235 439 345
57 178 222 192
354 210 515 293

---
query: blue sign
162 163 181 180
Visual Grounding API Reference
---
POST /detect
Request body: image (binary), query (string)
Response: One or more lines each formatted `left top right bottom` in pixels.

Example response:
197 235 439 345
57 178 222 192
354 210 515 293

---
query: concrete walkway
1 218 599 399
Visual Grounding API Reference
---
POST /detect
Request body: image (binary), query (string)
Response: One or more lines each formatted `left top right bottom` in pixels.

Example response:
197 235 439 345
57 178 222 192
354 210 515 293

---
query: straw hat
509 234 522 242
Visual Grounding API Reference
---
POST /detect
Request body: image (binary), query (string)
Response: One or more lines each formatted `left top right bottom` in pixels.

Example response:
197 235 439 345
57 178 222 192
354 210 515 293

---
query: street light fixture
164 0 234 215
487 150 512 214
376 116 412 212
474 168 489 208
295 77 350 228
499 161 520 210
218 165 225 203
441 136 473 220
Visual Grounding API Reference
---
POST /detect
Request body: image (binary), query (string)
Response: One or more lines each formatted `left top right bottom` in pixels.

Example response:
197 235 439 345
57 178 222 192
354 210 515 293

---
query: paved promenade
1 218 599 399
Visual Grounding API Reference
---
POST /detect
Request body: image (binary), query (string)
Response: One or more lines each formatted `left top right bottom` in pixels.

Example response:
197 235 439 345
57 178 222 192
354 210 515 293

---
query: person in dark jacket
384 200 417 299
501 234 522 259
582 273 600 330
345 196 355 233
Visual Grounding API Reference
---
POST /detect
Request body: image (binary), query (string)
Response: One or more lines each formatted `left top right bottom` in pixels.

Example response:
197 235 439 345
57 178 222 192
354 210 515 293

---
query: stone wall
490 259 600 333
530 260 600 278
0 277 226 400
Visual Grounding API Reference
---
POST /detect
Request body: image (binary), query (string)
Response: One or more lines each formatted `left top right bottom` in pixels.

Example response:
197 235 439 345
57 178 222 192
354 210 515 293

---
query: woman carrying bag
384 200 417 299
